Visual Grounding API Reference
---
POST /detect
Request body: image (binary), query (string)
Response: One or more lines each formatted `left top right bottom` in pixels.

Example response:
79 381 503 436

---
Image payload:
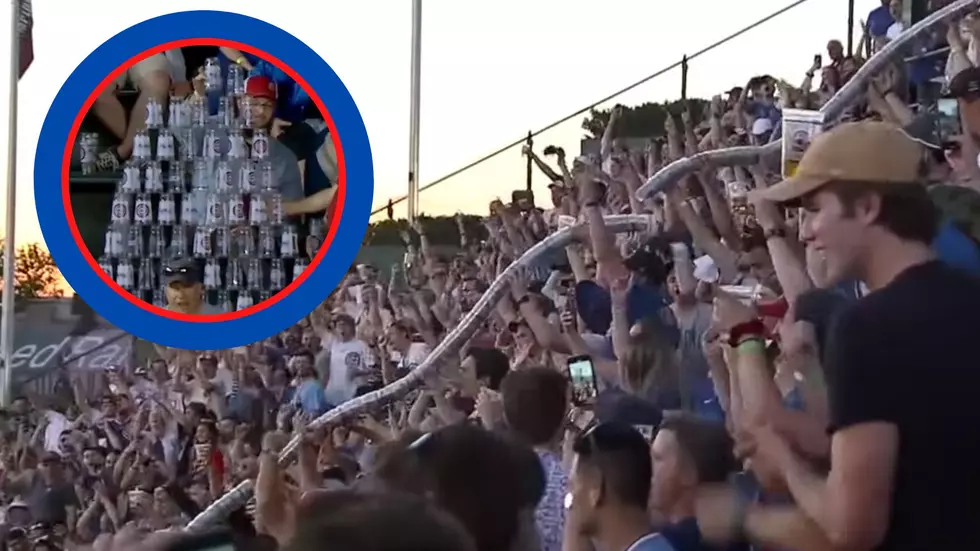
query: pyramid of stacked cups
81 58 321 312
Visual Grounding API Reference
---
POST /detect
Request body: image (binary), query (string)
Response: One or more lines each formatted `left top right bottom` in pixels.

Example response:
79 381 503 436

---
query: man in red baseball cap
244 74 279 132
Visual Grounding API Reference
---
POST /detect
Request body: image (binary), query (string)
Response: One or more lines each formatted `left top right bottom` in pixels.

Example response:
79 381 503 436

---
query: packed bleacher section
16 3 980 551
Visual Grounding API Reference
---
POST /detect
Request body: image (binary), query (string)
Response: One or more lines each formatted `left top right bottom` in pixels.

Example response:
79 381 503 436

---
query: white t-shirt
324 339 373 406
43 411 69 453
885 22 904 42
185 366 235 406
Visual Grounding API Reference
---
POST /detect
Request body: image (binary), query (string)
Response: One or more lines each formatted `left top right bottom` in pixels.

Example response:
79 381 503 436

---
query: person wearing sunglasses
150 259 226 362
161 259 223 317
565 423 676 551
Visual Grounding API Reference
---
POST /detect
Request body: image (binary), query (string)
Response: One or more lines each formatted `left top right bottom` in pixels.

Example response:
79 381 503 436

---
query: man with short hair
565 423 675 551
649 414 742 551
744 120 980 551
501 367 571 551
162 258 225 317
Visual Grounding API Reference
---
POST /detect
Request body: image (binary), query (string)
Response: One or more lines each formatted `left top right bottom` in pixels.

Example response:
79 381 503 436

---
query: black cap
164 258 202 286
949 67 980 101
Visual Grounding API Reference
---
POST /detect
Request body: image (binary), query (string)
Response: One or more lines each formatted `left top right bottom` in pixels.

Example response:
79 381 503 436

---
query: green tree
581 98 710 139
365 215 487 247
0 241 64 299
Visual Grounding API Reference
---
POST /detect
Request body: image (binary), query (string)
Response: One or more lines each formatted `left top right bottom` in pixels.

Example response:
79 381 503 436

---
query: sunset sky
0 0 880 255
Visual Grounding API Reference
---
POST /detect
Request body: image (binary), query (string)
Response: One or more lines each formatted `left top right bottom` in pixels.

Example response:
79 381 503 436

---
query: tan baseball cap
752 121 926 204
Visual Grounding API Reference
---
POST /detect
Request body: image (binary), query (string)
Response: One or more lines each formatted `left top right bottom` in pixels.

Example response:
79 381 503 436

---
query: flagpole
407 0 422 224
1 0 23 407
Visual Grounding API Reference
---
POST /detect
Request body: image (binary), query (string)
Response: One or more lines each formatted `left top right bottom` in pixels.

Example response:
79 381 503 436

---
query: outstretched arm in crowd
665 186 739 282
578 172 629 288
256 432 296 546
600 105 623 162
219 47 254 71
283 186 338 217
522 145 563 183
701 170 740 249
748 165 813 303
681 107 699 157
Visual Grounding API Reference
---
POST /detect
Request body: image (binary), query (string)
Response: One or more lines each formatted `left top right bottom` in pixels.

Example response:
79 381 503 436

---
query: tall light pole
1 0 25 406
407 0 422 224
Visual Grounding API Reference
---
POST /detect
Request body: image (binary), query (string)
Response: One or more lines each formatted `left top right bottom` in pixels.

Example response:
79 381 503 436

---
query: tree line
0 241 64 299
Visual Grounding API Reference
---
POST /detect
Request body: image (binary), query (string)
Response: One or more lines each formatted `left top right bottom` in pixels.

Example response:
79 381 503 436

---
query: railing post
680 55 688 102
525 131 533 192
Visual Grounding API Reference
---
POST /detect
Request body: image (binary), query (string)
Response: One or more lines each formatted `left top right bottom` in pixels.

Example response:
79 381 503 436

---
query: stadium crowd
12 3 980 551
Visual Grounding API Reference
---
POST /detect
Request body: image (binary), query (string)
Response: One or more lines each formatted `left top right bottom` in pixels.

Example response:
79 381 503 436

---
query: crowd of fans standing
10 3 980 551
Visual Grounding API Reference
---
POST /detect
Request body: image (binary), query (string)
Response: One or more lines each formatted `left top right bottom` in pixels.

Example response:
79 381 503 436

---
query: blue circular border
35 10 373 349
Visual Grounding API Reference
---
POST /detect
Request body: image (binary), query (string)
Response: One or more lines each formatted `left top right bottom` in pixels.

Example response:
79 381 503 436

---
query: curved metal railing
185 0 980 530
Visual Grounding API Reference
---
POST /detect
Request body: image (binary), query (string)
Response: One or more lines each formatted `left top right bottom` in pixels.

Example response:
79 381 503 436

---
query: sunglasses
163 266 193 276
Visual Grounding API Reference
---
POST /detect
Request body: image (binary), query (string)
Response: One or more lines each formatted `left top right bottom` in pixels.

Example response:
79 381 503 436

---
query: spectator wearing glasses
236 76 339 219
565 423 675 551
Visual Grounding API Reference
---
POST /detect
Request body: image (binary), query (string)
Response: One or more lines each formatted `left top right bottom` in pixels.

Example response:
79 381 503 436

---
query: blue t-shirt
575 280 676 346
250 60 313 123
866 5 895 38
292 379 332 417
932 221 980 277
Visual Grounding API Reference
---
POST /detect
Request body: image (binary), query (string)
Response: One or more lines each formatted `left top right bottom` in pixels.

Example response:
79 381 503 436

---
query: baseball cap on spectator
751 121 926 204
245 75 278 101
575 235 677 347
948 66 980 101
164 258 202 286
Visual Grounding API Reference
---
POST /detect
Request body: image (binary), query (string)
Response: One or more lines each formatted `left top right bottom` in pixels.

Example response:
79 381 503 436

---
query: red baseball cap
245 75 277 101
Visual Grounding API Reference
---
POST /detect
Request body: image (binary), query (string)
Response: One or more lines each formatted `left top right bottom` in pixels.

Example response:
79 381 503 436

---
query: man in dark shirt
749 120 980 550
20 452 78 527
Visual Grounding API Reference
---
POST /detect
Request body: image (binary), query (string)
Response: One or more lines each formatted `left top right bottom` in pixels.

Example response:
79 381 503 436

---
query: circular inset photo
74 43 337 314
38 12 373 349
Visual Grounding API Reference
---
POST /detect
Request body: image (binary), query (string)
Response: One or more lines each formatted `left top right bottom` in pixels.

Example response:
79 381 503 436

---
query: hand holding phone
936 96 963 144
567 355 599 407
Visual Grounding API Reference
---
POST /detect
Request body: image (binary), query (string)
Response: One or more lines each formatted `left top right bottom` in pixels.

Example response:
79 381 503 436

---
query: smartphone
814 54 822 67
567 355 599 406
936 97 963 144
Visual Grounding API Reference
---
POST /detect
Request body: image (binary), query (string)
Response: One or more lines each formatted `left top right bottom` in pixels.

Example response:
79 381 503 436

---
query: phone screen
936 97 962 142
567 355 598 406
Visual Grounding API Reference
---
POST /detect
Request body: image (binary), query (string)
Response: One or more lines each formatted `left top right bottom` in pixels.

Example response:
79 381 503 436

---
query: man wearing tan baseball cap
740 119 980 551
